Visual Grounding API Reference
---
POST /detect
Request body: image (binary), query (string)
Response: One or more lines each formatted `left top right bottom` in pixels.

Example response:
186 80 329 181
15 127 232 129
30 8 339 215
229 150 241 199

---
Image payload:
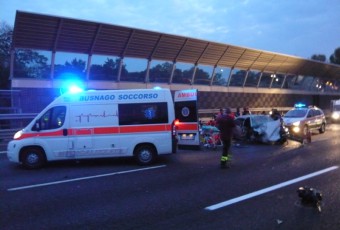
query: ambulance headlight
13 130 23 140
332 112 340 120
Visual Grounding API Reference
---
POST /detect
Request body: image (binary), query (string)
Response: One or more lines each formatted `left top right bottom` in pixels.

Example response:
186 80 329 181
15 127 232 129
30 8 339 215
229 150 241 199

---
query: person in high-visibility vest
216 107 236 169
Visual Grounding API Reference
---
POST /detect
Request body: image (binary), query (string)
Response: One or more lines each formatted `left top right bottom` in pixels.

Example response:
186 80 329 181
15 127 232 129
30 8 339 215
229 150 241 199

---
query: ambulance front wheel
20 147 46 169
134 144 156 165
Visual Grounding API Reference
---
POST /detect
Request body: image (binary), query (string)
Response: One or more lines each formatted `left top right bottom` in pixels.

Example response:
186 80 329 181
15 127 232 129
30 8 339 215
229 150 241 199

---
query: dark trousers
221 138 232 165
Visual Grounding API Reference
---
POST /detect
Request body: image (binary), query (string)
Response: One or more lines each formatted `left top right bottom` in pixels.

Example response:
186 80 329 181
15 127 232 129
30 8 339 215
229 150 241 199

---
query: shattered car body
234 115 287 144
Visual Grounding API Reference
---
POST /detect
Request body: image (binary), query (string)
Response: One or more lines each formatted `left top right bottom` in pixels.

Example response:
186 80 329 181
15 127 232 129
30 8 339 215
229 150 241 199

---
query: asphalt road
1 124 340 230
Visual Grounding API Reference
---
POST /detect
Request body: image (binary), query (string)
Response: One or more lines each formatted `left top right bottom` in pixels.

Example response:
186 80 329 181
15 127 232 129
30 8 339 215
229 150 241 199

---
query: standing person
235 107 241 117
270 109 281 120
216 107 236 169
242 107 251 115
215 108 223 119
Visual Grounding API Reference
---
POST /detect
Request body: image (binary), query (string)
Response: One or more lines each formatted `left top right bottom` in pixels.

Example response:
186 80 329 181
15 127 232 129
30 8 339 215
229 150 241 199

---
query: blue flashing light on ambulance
7 88 182 169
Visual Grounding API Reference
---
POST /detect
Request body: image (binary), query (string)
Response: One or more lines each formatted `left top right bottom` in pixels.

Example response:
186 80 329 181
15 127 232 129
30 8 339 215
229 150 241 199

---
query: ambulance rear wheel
21 147 46 169
134 145 156 165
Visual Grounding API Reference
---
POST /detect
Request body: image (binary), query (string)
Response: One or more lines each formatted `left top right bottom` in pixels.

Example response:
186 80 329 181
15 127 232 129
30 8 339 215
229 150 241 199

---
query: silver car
283 105 326 138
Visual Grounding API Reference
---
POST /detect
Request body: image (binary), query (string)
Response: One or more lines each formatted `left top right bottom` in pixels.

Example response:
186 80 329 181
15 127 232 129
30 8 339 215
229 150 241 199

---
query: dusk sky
1 0 339 60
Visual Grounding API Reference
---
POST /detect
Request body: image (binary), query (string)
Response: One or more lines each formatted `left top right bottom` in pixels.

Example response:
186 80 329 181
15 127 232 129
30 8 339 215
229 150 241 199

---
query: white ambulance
7 88 178 169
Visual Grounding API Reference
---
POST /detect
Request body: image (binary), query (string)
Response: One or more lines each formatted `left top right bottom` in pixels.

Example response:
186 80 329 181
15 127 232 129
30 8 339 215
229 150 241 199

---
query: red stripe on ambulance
16 124 172 140
176 123 198 131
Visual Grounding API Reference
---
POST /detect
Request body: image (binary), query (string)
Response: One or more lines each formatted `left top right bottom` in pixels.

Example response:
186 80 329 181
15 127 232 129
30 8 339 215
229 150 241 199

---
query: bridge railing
0 129 18 152
0 113 37 151
198 107 292 121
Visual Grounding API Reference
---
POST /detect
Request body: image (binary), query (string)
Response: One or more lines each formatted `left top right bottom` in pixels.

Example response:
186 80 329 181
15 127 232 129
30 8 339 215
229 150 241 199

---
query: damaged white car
234 115 288 144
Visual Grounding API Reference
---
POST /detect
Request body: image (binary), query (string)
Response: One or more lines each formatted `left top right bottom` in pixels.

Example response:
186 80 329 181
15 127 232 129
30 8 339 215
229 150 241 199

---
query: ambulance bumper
7 140 21 163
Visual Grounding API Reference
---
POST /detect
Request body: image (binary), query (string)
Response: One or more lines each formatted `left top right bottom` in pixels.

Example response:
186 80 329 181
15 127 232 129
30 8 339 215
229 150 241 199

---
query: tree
0 21 12 89
311 54 326 62
212 72 226 85
90 58 127 80
193 67 210 84
149 62 173 82
55 58 86 80
172 68 184 83
104 58 127 79
182 67 195 84
1 21 50 83
330 47 340 65
14 49 49 78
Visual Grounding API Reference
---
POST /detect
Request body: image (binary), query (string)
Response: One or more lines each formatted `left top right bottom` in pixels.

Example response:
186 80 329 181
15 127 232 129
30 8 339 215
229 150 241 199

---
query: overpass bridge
4 11 340 121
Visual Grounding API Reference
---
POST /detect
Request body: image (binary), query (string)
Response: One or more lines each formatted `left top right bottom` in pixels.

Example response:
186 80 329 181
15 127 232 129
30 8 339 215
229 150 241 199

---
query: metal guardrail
0 114 36 130
198 107 292 114
198 107 292 118
0 113 37 120
0 129 17 152
0 113 37 152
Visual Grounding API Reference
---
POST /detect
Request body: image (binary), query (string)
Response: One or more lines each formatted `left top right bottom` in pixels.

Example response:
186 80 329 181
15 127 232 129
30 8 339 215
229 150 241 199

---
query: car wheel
134 145 156 165
319 123 326 134
21 147 46 169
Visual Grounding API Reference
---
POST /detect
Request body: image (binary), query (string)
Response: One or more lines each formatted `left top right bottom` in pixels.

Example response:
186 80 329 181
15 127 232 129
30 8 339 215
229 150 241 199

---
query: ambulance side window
34 106 66 131
51 106 66 129
118 102 168 125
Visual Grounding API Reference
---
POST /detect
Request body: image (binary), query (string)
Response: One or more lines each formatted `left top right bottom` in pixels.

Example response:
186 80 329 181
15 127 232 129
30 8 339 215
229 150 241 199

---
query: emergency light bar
59 77 85 95
294 103 306 108
68 85 84 93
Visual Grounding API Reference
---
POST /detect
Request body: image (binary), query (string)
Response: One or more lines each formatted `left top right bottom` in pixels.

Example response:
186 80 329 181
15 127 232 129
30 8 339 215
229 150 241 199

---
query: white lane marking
205 165 339 211
8 165 166 191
